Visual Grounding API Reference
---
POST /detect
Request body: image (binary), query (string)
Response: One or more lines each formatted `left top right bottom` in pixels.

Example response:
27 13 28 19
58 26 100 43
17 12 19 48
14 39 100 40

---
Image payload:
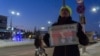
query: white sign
76 0 83 3
49 24 79 47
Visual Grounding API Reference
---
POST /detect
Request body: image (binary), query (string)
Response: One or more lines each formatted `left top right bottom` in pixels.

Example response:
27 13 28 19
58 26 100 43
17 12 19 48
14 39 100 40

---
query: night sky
0 0 100 33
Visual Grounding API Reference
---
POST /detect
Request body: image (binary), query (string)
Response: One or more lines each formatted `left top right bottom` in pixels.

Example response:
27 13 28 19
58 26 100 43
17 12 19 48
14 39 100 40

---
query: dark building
0 15 10 39
0 15 7 29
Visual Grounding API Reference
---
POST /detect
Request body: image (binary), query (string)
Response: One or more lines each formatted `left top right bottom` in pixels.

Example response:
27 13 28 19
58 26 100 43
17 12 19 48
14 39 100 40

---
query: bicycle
35 47 48 56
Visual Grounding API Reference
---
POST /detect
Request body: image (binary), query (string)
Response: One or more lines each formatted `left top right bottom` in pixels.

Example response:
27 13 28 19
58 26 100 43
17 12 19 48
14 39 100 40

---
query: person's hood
57 16 72 24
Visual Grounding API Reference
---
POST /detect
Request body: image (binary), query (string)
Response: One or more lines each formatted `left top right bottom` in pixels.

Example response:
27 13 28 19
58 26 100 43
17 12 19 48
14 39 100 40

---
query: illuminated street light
11 11 15 15
10 11 20 28
91 6 100 13
11 11 20 16
91 7 97 13
47 21 52 25
16 12 20 16
40 27 45 30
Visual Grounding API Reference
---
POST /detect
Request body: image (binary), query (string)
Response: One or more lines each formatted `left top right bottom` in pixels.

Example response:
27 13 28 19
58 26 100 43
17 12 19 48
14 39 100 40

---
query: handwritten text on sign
49 24 79 47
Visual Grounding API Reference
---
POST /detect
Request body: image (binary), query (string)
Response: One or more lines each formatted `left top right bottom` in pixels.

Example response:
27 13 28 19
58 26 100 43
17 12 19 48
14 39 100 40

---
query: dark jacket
43 16 89 56
34 31 41 48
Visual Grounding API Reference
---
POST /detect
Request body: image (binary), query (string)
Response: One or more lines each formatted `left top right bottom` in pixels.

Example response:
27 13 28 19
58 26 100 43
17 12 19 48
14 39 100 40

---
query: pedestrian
43 6 89 56
34 31 42 48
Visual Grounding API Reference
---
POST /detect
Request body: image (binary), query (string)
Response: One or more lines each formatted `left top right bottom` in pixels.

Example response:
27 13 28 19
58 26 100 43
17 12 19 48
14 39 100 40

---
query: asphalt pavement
0 44 54 56
0 40 100 56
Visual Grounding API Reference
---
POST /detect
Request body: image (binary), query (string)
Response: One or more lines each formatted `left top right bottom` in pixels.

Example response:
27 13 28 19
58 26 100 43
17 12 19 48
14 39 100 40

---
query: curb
0 39 34 48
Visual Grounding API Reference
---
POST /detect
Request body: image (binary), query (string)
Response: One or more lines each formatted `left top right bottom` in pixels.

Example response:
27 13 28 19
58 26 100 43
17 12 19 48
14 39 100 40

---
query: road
0 42 100 56
0 44 54 56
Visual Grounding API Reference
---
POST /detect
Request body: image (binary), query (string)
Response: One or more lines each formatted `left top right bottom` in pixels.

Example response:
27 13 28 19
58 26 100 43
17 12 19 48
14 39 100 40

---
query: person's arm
42 23 57 47
77 23 89 46
43 33 50 47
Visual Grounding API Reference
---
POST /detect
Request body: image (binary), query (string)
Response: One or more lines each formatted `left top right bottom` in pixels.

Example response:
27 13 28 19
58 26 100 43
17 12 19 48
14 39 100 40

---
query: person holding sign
43 6 89 56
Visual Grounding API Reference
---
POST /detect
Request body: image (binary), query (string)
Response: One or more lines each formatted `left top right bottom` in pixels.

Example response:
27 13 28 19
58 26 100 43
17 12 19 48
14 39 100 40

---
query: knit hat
60 6 72 15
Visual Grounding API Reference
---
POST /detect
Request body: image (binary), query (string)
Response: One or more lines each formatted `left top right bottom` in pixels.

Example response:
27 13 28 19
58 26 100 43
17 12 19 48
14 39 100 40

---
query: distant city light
6 26 10 30
47 21 52 25
11 27 14 31
6 28 9 30
41 27 45 30
13 31 16 34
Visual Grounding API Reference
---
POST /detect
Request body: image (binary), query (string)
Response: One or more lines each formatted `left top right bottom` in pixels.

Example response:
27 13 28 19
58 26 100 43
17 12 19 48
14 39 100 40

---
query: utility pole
62 0 66 7
76 0 87 53
10 16 13 39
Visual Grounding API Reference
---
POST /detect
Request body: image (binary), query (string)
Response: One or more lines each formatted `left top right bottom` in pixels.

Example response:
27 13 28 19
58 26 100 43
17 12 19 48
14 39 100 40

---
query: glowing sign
12 31 23 41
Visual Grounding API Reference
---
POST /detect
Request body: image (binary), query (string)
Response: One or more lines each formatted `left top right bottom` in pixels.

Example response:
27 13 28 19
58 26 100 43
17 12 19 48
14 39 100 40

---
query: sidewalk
0 39 100 56
0 39 34 48
80 41 100 56
44 41 100 56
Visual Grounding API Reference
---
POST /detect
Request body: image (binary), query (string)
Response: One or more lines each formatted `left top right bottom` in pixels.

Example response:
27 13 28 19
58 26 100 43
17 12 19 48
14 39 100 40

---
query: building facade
0 15 7 29
0 15 10 39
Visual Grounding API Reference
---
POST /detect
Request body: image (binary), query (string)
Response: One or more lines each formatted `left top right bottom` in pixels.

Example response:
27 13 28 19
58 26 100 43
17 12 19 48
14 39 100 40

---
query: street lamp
91 6 100 29
91 7 97 13
11 11 20 16
91 6 100 13
47 21 52 25
10 11 20 29
10 11 20 39
11 11 15 15
47 21 52 30
40 27 45 30
16 12 20 16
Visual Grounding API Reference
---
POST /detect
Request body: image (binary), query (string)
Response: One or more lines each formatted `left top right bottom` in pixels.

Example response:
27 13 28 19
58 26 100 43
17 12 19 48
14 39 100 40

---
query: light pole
10 11 20 30
10 11 20 38
62 0 66 7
